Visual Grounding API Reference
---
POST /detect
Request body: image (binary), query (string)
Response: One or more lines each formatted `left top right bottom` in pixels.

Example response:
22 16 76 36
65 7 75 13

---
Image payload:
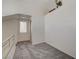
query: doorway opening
18 15 32 44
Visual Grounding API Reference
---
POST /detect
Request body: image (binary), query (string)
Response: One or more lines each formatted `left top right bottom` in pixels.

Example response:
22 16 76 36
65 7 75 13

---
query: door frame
17 15 32 43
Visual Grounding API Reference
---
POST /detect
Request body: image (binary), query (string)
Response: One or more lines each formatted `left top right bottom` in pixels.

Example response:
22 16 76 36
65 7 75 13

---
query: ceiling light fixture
49 0 62 13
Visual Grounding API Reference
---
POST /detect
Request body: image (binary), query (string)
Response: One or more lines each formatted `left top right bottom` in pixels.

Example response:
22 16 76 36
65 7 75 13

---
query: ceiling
2 0 56 16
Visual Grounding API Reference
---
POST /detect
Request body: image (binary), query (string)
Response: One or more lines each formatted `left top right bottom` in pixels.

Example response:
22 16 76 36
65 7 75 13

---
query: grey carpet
13 41 74 59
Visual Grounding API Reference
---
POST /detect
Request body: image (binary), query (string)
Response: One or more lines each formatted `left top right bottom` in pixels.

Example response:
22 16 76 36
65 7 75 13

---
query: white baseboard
32 41 45 45
45 41 75 58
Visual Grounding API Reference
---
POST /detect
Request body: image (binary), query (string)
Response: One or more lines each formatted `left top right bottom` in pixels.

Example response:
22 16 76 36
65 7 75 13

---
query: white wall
2 0 48 44
2 18 18 43
2 0 45 45
45 0 76 58
32 15 45 44
2 0 58 45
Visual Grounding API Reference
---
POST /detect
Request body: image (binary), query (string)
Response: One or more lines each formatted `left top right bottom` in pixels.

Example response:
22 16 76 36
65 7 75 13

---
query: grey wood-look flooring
13 41 74 59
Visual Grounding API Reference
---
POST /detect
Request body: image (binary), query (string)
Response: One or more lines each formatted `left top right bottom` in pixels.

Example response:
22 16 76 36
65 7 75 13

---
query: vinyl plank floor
13 42 75 59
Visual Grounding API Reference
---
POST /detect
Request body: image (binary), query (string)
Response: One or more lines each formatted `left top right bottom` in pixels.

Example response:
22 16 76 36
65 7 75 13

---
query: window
20 21 27 33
